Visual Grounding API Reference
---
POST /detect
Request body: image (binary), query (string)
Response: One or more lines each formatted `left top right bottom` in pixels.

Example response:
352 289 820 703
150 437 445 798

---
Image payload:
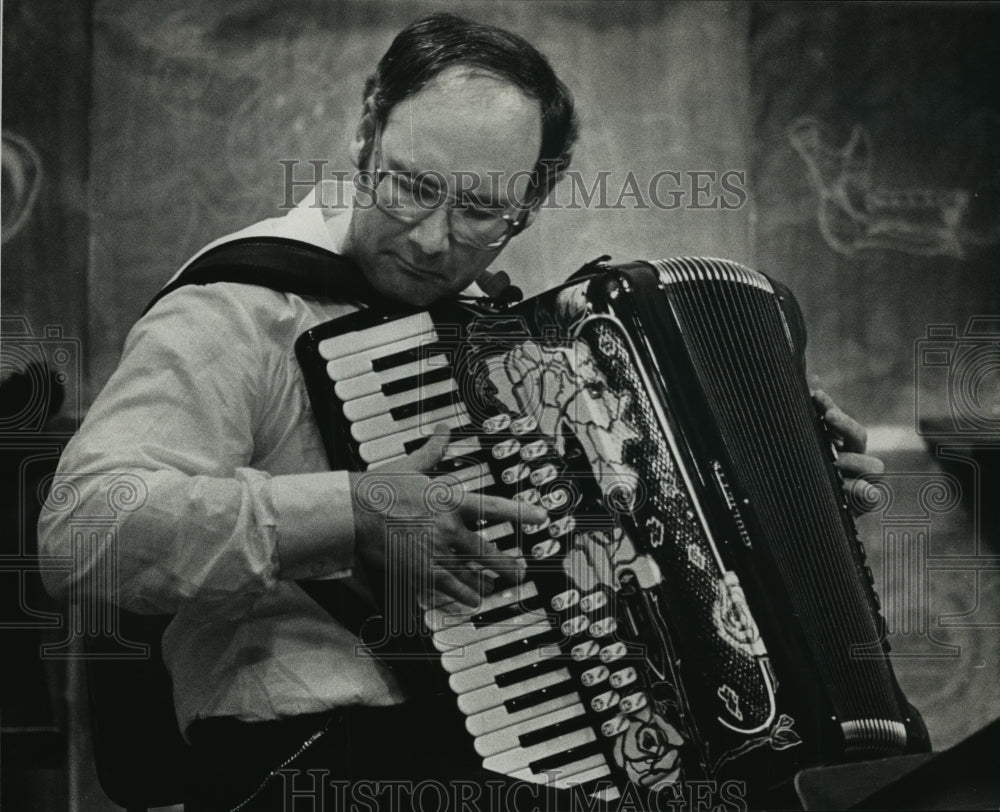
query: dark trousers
184 702 626 812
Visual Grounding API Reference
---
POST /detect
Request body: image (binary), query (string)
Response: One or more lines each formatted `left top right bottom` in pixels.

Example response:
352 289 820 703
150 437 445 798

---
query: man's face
343 68 543 307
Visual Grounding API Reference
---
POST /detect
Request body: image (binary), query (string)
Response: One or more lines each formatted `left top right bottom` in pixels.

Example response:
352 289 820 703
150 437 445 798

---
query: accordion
295 257 928 803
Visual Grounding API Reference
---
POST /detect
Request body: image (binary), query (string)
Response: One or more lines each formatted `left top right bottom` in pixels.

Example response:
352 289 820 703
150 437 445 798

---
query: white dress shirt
38 184 409 734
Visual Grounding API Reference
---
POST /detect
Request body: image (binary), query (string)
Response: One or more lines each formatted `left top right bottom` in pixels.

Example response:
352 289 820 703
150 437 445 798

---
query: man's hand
349 424 547 608
812 389 884 514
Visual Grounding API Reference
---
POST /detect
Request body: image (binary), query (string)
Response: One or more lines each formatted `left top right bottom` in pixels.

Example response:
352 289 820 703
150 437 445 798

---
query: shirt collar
290 180 352 254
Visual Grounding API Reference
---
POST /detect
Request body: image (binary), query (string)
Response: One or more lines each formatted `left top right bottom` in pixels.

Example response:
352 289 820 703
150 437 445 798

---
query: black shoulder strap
141 236 379 316
143 235 393 637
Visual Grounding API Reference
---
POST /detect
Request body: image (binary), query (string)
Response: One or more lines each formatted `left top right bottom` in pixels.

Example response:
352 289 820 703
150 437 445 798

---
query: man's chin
367 271 441 308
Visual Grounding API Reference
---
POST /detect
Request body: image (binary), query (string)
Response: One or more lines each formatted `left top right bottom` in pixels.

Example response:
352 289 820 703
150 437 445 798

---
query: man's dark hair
359 12 579 200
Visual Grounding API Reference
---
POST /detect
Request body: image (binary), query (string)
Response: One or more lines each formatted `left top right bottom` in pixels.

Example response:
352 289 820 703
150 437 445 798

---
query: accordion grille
651 257 902 728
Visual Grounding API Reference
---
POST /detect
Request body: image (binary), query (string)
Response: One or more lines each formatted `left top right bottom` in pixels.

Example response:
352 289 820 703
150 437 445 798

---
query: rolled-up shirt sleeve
37 284 356 616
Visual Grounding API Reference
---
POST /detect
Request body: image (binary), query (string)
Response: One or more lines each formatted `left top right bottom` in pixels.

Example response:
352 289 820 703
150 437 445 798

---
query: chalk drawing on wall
788 116 999 258
2 131 43 245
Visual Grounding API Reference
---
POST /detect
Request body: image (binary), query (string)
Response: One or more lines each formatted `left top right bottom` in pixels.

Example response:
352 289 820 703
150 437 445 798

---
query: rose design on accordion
614 705 686 790
712 572 766 659
490 339 641 492
564 528 661 593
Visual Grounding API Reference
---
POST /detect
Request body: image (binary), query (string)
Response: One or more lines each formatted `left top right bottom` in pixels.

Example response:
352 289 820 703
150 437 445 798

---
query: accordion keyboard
315 312 635 798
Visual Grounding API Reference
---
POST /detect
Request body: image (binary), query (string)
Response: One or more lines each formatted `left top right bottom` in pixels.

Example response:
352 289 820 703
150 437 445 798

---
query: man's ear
349 112 377 168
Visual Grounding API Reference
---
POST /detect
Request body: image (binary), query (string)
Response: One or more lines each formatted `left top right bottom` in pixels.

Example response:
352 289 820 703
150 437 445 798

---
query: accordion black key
295 257 928 803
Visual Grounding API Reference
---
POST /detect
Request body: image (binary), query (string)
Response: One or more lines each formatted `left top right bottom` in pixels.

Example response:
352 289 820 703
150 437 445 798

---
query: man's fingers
398 423 451 473
836 451 885 478
458 492 548 526
813 389 867 454
430 568 481 609
811 388 834 411
446 529 526 575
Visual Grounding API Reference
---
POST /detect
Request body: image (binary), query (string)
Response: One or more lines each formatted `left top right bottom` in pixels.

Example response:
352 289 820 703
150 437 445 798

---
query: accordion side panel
619 260 910 747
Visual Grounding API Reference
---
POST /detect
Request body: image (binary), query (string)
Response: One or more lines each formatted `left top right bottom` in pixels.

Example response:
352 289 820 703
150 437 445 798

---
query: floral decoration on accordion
479 315 800 788
615 703 686 790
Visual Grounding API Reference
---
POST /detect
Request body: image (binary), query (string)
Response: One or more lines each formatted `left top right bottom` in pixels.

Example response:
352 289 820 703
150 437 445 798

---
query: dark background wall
81 0 753 400
7 2 999 427
751 2 1000 426
3 1 999 807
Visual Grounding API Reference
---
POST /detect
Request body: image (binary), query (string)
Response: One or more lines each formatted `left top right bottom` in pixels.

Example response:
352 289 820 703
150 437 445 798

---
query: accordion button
580 590 608 612
619 692 647 714
551 589 580 611
549 516 576 537
864 565 875 585
540 487 570 511
581 664 610 686
492 438 521 459
532 538 560 559
601 715 629 737
483 413 512 434
599 642 627 663
510 415 538 435
571 640 600 661
530 464 557 487
523 519 551 537
501 463 530 485
520 439 548 460
609 667 637 688
589 617 617 638
591 690 620 712
514 488 540 505
561 614 589 636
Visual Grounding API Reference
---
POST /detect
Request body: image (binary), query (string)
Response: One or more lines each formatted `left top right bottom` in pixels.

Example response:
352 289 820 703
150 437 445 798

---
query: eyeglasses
364 124 530 251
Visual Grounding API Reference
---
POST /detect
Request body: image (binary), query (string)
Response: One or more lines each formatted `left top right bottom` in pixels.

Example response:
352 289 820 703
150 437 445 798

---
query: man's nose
406 206 451 255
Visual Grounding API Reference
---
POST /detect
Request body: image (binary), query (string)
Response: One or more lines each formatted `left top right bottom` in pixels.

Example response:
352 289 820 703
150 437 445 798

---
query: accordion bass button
501 463 530 485
599 642 627 663
532 538 560 559
524 520 551 537
589 617 617 638
591 690 620 712
551 589 580 611
572 640 601 661
601 715 629 737
513 488 540 505
579 591 608 612
561 614 589 636
520 439 548 460
539 487 570 511
483 414 512 433
619 692 647 714
529 464 557 487
492 438 521 459
549 516 576 537
609 667 637 688
510 415 538 435
580 664 610 686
